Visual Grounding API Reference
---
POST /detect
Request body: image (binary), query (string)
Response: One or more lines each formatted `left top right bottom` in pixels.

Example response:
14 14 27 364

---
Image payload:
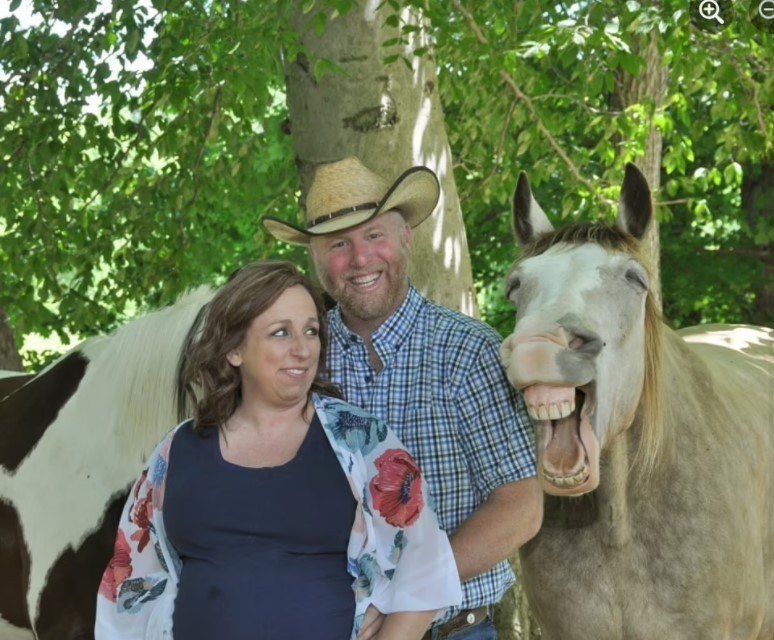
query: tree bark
741 161 774 324
284 1 476 314
0 305 25 372
614 30 668 311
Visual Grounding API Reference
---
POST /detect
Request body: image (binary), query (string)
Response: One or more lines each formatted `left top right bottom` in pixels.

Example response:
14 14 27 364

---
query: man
263 157 542 640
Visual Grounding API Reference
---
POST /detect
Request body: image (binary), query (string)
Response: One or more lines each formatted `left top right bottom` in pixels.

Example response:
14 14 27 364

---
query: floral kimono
95 394 462 639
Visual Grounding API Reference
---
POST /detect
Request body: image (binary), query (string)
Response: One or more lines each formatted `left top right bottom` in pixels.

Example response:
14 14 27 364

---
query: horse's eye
506 277 521 298
625 268 647 291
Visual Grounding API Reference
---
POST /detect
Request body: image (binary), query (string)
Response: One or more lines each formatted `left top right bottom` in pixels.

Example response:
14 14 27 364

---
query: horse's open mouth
524 384 597 494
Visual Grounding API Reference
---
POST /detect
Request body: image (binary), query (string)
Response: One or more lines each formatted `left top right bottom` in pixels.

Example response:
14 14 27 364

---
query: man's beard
320 258 409 326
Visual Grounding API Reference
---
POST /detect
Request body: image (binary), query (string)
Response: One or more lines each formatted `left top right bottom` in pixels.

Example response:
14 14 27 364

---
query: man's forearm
449 477 543 581
375 610 437 640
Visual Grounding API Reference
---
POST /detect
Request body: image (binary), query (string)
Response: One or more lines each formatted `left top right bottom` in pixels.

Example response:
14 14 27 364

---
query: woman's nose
290 334 311 357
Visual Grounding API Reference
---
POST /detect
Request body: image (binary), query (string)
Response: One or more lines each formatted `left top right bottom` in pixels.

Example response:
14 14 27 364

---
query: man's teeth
351 274 379 286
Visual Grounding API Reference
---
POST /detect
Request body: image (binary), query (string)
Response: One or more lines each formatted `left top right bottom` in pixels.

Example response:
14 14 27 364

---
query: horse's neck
598 434 633 547
542 431 634 547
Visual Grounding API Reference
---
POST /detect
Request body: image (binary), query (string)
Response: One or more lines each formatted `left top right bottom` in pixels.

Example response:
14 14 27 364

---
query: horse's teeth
538 405 550 420
549 404 561 420
544 463 590 488
561 400 573 417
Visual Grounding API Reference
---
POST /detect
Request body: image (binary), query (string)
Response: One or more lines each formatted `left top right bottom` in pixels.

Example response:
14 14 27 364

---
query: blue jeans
425 618 497 640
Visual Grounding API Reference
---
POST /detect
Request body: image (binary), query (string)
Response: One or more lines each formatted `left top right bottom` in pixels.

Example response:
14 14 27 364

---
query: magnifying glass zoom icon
698 0 725 23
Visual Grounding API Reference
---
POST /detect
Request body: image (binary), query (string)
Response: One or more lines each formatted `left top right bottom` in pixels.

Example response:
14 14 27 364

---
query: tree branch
460 99 517 204
655 198 692 206
451 0 488 45
185 84 223 212
499 71 612 206
452 0 613 207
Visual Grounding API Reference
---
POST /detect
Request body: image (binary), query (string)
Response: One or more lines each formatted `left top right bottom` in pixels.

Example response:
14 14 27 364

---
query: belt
421 605 491 639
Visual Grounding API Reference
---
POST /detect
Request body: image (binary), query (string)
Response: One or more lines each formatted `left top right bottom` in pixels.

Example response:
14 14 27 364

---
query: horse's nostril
568 331 603 356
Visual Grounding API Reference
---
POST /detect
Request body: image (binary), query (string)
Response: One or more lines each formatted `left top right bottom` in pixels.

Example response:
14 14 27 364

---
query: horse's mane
77 286 215 455
519 221 665 482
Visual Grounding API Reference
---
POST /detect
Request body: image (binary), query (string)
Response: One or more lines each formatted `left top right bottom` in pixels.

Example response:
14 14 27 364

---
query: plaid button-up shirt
327 284 536 622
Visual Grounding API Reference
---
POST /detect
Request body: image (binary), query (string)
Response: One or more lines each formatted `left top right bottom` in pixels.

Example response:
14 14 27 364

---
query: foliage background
0 0 771 370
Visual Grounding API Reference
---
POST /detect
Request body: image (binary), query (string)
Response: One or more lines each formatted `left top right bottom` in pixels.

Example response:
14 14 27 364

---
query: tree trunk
284 1 476 314
741 161 774 324
494 556 541 639
0 305 25 372
614 30 668 311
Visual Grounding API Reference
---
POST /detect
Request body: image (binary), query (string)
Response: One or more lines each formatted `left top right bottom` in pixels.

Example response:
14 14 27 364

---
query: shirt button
466 613 476 624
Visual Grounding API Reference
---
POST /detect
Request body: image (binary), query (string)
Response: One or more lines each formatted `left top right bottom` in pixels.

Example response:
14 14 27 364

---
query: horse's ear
615 163 652 240
513 171 554 245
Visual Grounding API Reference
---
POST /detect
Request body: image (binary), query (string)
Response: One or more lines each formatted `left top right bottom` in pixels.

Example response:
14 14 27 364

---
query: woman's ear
226 348 242 367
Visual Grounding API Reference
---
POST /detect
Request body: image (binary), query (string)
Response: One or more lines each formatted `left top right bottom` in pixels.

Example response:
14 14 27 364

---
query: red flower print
130 491 154 552
99 529 133 602
370 449 424 527
133 469 148 499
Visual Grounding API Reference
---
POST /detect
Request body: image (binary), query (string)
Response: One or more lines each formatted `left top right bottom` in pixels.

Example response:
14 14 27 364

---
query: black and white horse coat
0 288 212 640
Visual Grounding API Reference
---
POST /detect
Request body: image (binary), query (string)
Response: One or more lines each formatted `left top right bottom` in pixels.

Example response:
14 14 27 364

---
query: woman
94 261 461 640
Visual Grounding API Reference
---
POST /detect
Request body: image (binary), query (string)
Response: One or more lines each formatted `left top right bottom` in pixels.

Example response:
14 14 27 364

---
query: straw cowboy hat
262 157 440 246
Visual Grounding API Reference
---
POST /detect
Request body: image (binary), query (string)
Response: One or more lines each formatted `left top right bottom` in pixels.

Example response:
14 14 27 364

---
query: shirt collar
328 282 424 355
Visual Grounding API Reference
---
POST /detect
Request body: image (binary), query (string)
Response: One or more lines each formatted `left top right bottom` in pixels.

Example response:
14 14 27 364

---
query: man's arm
449 477 542 581
375 610 437 640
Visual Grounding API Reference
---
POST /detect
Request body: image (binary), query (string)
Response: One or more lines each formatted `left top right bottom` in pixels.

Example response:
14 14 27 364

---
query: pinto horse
0 372 33 401
501 164 773 639
0 287 212 640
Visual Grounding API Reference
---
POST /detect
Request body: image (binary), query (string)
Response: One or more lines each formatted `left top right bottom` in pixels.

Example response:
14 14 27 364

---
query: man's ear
403 221 413 251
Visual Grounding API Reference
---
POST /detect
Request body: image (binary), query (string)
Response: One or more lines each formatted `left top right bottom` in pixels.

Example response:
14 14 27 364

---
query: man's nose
350 239 370 267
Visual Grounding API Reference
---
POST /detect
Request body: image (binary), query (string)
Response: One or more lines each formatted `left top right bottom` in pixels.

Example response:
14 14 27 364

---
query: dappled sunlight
681 325 774 359
444 236 458 269
362 0 380 22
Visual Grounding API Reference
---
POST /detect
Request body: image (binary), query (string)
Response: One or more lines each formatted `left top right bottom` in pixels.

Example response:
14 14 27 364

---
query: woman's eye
305 327 319 336
271 328 289 337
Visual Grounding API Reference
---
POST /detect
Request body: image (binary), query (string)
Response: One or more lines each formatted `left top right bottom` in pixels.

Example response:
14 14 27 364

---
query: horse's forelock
518 221 642 262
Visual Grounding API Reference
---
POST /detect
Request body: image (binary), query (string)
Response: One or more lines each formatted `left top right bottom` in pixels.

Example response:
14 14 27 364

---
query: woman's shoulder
313 394 391 458
148 419 194 466
314 394 378 420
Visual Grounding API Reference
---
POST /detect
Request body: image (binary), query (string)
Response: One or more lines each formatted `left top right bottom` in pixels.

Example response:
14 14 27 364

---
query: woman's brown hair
179 260 341 433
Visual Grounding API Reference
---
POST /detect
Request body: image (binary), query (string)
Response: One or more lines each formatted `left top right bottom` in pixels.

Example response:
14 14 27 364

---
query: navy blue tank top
164 415 357 639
